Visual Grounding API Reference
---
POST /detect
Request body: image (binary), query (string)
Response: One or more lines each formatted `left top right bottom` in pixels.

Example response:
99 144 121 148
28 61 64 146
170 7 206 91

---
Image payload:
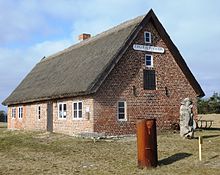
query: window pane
145 32 149 39
74 103 77 110
12 108 15 118
118 101 126 120
59 104 62 111
118 102 124 108
63 112 66 118
63 104 66 111
146 60 151 66
146 55 151 61
78 102 82 110
118 114 125 119
78 111 82 118
18 107 23 118
145 32 151 43
74 111 77 118
119 108 125 113
38 106 41 119
145 55 152 67
59 111 62 118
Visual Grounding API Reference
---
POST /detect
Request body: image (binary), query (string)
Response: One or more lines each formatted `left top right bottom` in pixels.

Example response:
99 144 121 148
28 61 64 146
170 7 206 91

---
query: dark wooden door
47 102 53 132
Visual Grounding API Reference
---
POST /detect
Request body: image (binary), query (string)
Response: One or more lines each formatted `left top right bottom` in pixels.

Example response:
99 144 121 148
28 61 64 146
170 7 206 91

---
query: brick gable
93 21 197 135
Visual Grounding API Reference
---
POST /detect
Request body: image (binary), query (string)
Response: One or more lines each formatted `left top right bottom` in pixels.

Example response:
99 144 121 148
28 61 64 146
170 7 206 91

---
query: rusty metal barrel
136 119 158 168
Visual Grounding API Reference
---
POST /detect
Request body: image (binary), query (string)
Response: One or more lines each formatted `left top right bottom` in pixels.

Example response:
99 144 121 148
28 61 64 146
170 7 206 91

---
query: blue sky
0 0 219 111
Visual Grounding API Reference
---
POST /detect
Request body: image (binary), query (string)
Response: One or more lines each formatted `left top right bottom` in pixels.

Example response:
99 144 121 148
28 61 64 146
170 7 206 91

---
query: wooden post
137 119 158 168
199 136 203 161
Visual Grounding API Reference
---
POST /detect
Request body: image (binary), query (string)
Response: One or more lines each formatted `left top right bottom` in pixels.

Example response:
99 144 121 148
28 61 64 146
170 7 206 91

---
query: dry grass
0 128 220 175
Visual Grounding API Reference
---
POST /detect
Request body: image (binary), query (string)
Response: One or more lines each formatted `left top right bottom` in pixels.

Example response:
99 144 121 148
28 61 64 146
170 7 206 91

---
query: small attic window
145 54 153 67
117 101 127 121
144 32 151 44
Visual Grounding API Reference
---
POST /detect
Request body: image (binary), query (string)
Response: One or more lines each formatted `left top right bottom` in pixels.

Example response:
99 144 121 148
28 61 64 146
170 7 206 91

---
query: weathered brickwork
7 98 94 135
93 21 198 135
8 103 47 131
53 97 94 135
25 103 47 130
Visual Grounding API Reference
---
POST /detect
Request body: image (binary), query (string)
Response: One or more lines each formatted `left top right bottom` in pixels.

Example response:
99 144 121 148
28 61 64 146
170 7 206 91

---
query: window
11 108 16 119
18 107 23 119
58 103 67 119
73 102 83 119
117 101 127 121
37 105 41 120
144 32 151 44
143 70 156 90
145 55 153 67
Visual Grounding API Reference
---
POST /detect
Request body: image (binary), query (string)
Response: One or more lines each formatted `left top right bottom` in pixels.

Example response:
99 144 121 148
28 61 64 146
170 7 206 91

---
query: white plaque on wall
133 44 165 53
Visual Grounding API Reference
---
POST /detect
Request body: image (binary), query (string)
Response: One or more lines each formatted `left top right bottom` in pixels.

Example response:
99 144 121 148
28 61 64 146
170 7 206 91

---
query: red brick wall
93 21 198 135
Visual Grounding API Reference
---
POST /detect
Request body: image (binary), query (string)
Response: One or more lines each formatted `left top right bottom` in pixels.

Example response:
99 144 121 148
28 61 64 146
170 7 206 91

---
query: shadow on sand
193 134 220 140
159 153 192 166
203 128 220 131
203 134 220 139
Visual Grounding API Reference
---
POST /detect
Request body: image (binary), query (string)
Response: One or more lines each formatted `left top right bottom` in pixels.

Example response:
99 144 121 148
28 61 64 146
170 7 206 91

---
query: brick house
2 9 204 136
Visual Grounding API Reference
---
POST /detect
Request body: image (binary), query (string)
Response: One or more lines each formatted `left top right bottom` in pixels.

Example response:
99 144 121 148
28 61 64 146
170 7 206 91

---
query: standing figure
180 98 194 138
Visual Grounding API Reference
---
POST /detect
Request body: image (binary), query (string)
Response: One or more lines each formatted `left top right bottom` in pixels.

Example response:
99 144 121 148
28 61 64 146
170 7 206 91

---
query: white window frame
18 106 23 119
58 103 67 119
11 107 16 119
117 101 127 121
144 31 152 44
145 54 153 68
37 105 41 120
73 101 83 120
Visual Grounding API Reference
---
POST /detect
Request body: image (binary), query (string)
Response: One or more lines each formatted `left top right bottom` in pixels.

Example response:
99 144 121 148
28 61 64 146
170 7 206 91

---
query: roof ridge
41 15 144 63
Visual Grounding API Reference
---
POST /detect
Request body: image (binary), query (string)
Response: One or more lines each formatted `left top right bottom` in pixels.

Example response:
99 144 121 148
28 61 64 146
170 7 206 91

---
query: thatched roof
3 9 204 106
